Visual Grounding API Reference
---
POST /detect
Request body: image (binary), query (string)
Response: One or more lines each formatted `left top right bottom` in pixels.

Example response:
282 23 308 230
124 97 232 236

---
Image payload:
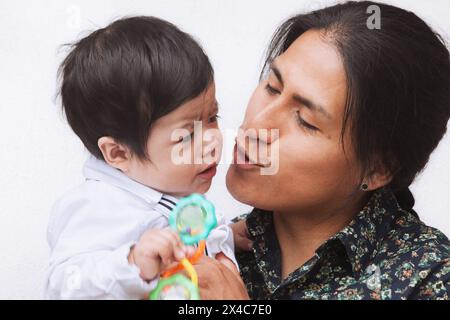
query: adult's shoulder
383 207 449 256
375 207 449 299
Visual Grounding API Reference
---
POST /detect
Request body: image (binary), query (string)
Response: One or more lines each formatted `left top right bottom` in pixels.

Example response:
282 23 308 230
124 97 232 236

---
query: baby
45 16 236 299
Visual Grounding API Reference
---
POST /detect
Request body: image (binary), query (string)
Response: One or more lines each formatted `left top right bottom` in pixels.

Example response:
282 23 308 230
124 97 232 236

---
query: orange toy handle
162 240 206 278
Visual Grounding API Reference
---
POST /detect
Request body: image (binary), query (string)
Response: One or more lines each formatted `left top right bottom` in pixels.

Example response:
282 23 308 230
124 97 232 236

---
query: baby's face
126 83 222 196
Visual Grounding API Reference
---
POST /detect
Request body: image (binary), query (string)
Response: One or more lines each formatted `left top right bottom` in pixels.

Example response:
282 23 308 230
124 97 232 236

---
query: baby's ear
97 136 131 172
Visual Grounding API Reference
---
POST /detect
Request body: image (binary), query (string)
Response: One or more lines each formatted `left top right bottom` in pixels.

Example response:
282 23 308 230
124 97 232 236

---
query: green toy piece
149 274 200 300
169 193 217 245
149 193 217 300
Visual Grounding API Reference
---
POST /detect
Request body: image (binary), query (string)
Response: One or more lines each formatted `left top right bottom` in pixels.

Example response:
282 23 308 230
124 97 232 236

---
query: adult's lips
234 140 271 168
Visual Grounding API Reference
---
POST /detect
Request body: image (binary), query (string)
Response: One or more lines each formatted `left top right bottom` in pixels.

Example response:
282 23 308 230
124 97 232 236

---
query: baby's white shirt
44 155 236 300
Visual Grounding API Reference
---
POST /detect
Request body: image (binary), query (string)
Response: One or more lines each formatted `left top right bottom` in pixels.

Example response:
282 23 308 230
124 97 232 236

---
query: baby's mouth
197 163 218 180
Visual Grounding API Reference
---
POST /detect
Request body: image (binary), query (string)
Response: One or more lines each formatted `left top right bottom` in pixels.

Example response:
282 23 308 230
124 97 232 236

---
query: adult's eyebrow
271 64 284 86
293 93 332 120
270 63 332 120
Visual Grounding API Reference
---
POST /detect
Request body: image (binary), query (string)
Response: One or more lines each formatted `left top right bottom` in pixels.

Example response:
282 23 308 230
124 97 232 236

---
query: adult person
195 1 450 300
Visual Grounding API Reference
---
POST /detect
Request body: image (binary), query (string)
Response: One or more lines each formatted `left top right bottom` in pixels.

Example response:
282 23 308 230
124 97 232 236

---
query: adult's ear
97 136 131 172
364 160 392 191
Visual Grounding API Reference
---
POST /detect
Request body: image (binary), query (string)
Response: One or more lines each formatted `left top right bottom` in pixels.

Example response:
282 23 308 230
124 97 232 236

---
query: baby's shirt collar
82 154 179 216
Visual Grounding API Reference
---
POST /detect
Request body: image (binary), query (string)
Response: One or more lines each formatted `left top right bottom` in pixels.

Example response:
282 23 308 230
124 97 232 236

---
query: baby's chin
164 179 213 198
191 178 213 195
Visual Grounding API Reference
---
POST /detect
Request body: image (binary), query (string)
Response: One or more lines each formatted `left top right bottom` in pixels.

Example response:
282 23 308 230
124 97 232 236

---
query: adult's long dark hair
261 1 450 210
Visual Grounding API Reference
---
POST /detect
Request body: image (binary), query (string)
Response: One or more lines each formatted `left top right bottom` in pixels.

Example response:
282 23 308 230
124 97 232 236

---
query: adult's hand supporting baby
230 219 253 252
193 255 250 300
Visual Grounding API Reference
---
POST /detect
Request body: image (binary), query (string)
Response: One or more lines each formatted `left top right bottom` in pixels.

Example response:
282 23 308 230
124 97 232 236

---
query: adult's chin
226 164 269 209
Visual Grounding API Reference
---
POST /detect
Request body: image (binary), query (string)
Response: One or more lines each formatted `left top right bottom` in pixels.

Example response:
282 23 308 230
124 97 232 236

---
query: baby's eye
208 114 220 123
178 131 194 143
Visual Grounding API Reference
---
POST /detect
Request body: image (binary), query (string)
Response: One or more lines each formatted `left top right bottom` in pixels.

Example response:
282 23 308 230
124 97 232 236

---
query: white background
0 0 449 299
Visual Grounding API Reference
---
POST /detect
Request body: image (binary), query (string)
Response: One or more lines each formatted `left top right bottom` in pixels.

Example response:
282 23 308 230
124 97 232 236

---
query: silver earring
360 183 368 191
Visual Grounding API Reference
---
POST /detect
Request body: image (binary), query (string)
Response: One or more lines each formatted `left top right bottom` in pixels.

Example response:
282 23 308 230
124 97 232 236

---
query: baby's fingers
183 245 196 258
159 228 186 259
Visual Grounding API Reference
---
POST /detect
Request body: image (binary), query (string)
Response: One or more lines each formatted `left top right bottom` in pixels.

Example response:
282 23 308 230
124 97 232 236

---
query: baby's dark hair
58 16 214 160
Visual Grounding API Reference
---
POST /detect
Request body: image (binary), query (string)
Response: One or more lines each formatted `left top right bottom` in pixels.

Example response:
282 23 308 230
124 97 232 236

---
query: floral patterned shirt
235 187 449 300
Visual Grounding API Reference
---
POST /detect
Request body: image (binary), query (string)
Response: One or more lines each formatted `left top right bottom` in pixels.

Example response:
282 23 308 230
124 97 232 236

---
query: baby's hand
128 228 195 281
230 219 253 252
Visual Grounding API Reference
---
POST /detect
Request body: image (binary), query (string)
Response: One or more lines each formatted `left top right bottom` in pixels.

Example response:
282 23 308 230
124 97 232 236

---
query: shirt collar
82 155 179 216
245 209 281 292
327 186 404 277
245 186 407 285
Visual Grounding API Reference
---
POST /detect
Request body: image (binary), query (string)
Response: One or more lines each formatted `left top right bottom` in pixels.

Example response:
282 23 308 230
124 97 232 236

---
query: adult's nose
240 100 283 145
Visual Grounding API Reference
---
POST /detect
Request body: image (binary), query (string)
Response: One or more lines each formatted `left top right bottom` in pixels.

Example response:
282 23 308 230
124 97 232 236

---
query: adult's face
226 29 363 214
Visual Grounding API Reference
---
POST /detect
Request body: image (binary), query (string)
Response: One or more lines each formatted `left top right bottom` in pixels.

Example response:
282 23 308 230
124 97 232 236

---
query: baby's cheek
167 163 198 185
213 141 223 162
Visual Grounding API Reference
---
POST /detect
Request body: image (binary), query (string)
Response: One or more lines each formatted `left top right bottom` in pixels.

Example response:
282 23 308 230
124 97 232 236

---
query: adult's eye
296 111 319 132
265 83 281 95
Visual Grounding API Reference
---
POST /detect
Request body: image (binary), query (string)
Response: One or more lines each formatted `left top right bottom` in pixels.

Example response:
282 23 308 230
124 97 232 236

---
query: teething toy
149 193 217 300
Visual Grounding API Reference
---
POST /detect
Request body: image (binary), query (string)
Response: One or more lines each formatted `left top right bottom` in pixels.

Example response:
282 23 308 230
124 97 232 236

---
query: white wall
0 0 448 299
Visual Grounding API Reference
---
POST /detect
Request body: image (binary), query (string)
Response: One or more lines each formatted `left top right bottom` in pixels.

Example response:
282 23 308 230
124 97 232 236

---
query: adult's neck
273 192 369 279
